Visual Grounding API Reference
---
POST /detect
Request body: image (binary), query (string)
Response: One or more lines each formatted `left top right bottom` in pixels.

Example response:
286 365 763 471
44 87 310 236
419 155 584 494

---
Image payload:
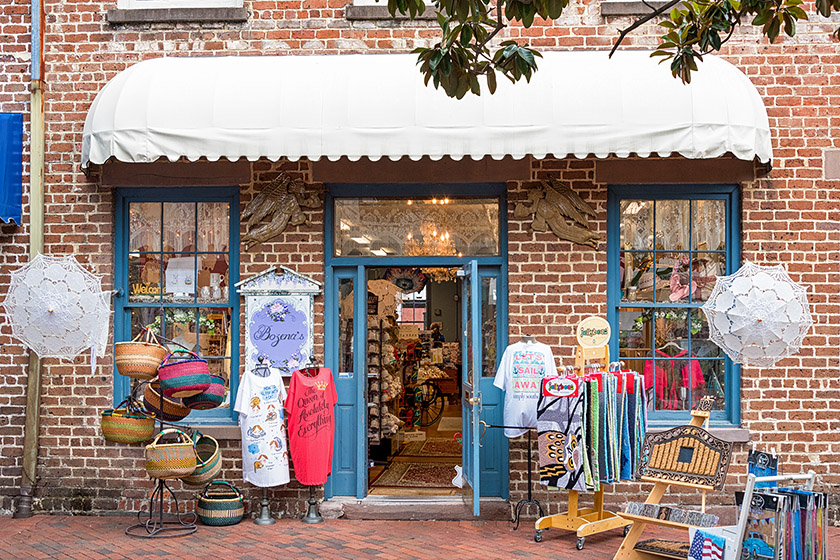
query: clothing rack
534 343 632 549
482 424 543 530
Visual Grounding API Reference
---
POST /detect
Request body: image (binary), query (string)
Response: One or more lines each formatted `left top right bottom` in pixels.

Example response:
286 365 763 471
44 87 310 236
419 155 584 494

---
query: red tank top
284 367 337 486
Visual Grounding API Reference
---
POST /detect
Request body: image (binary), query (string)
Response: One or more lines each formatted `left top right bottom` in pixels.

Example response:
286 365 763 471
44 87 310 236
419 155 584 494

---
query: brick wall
0 0 836 521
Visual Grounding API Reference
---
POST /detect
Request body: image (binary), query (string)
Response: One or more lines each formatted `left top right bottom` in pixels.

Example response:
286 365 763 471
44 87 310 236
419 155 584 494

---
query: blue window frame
607 185 740 426
114 187 240 423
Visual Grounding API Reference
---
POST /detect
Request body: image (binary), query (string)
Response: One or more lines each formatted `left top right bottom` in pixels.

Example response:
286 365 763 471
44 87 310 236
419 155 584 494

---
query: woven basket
196 481 244 526
182 432 222 487
145 429 197 480
144 381 190 422
158 350 212 398
100 401 155 444
114 329 168 380
182 375 226 410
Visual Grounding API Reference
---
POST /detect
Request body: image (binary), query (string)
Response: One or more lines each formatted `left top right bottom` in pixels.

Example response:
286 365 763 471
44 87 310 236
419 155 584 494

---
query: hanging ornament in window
384 268 427 294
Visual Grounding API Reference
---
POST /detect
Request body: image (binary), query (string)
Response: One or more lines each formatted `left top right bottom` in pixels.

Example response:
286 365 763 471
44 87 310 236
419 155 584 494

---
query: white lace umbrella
3 255 111 373
701 261 812 367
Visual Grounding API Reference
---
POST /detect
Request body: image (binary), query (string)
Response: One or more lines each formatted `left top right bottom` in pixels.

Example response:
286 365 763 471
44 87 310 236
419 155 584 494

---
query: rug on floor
370 461 459 488
400 437 462 458
436 417 462 432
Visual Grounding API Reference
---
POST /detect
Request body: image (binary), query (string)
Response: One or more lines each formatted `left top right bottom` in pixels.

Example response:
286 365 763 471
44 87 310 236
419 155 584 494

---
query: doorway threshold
326 496 510 521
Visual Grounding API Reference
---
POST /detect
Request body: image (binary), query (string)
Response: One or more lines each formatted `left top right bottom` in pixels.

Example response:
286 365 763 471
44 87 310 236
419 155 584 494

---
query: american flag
688 530 724 560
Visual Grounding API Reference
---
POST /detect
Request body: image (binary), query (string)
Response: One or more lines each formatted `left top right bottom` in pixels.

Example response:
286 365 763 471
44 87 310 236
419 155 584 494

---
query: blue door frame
324 184 509 501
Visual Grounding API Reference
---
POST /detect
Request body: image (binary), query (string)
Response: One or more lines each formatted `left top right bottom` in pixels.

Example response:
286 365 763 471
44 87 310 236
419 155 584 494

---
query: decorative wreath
384 268 427 294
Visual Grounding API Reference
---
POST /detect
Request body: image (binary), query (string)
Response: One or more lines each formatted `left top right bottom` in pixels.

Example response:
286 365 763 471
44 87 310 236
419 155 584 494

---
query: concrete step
322 496 511 521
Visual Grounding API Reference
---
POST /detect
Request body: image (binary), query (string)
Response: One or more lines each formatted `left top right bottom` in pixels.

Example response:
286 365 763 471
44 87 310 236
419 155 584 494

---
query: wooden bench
613 396 733 560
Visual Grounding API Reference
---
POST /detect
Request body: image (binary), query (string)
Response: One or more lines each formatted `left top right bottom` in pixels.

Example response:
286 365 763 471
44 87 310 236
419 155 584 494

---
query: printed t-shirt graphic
285 367 337 486
493 341 556 438
234 366 290 487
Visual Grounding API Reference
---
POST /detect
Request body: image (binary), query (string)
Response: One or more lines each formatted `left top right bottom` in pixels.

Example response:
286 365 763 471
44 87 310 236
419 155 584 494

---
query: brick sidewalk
1 515 837 560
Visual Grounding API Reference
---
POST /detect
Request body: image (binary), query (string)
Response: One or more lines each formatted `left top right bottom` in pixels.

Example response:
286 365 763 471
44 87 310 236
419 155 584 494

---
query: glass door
460 260 481 516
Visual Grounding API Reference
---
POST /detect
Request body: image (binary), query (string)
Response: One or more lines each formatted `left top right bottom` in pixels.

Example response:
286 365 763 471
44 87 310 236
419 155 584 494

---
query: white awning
81 51 772 168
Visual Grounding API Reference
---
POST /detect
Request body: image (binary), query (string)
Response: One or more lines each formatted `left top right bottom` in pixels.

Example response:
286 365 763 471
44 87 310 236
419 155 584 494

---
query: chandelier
405 221 461 283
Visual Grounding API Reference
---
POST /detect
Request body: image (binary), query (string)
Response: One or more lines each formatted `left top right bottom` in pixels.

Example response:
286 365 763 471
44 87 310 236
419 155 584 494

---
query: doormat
436 417 461 432
370 462 459 489
400 437 462 458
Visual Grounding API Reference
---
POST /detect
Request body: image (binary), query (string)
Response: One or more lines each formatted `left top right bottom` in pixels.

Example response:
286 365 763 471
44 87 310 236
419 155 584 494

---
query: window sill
600 1 674 16
344 5 436 20
191 424 240 441
647 425 750 443
106 7 249 24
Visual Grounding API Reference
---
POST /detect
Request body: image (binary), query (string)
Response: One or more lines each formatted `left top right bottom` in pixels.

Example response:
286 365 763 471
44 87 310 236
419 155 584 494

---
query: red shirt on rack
643 349 705 410
285 367 338 486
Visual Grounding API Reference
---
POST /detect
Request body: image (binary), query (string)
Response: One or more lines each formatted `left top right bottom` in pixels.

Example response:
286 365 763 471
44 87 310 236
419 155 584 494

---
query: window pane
162 253 196 303
163 202 196 252
620 200 652 250
691 252 725 303
198 308 231 358
694 360 725 409
692 199 726 251
197 203 230 252
647 358 690 411
130 308 162 340
129 202 161 252
481 277 497 377
654 309 688 353
198 254 229 303
621 251 654 302
339 278 354 373
658 253 692 303
618 308 651 359
689 310 722 358
165 309 197 352
334 197 500 257
128 253 162 303
655 199 689 250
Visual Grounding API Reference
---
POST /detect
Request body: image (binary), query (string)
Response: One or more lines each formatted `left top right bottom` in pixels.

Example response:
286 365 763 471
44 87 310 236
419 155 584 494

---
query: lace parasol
701 261 812 367
3 255 112 373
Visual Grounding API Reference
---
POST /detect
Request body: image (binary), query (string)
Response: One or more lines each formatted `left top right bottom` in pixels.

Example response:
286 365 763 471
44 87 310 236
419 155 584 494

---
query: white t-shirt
234 367 291 487
493 341 557 438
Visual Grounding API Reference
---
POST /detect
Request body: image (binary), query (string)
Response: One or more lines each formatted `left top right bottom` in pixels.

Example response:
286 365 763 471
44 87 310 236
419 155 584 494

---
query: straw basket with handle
114 329 168 380
158 349 212 398
144 380 191 422
100 399 155 444
182 374 226 410
196 481 245 526
145 428 197 480
182 432 222 487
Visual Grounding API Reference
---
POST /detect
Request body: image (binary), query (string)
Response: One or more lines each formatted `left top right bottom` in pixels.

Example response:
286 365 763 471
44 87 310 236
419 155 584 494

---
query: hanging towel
536 381 586 492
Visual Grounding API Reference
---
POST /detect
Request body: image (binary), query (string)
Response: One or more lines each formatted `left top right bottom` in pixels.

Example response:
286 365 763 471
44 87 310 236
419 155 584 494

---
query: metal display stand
482 424 543 530
254 487 276 525
301 485 324 523
125 478 197 538
534 341 632 549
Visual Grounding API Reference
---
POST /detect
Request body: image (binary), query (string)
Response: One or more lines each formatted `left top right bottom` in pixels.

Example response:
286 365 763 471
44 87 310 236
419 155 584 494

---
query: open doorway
365 266 464 496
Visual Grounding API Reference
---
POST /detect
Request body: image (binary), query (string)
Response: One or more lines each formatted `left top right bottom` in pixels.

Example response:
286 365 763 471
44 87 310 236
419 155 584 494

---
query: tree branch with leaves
387 0 839 98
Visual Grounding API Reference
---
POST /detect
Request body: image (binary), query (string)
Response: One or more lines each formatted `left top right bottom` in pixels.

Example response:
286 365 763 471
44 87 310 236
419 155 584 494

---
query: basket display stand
125 366 198 539
534 343 632 549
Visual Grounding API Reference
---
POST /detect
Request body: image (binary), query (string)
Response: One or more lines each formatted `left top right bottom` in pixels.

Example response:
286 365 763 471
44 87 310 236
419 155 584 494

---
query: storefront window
609 187 738 424
116 189 239 421
334 197 500 257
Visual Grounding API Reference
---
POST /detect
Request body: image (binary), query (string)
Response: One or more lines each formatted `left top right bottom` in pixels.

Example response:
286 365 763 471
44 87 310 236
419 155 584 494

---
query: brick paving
2 515 837 560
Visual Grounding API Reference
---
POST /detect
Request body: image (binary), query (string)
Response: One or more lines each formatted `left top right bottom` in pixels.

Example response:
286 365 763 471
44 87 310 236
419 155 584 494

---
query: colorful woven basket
114 329 168 380
144 381 191 422
145 429 197 480
182 432 222 487
182 375 226 410
158 350 212 398
100 400 155 444
196 481 244 526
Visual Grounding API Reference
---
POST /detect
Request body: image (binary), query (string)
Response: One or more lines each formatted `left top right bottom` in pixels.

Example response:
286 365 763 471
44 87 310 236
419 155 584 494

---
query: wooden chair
613 396 733 560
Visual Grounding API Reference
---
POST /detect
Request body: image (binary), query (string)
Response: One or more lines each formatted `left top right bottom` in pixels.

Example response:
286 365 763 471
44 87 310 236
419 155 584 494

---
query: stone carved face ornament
513 177 601 249
241 172 322 250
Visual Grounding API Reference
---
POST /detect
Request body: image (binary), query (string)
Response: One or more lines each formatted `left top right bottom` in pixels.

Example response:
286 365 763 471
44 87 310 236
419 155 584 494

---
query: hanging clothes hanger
520 334 537 344
300 357 321 377
253 356 272 378
658 340 684 355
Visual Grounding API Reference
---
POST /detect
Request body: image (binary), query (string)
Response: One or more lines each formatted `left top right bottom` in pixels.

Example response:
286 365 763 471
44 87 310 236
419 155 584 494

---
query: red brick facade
0 0 837 524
